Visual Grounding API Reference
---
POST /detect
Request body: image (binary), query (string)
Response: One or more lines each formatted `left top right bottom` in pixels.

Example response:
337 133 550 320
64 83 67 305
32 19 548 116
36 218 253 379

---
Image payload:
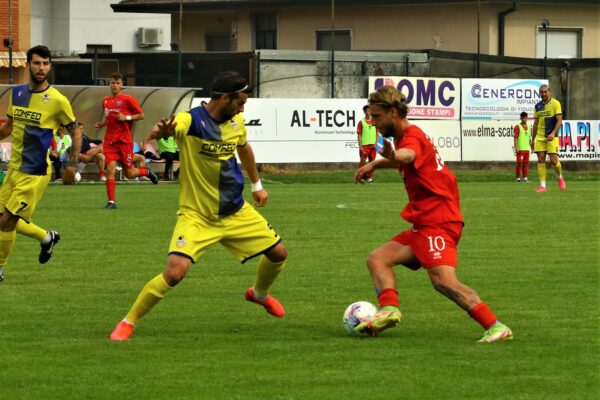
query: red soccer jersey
101 93 142 144
396 124 463 225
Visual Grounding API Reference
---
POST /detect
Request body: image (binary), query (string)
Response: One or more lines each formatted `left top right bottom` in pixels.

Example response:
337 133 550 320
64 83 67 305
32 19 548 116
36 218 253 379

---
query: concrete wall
256 50 599 120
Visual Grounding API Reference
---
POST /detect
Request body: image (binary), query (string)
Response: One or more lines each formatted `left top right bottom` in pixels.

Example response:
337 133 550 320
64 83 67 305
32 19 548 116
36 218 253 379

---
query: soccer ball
75 172 81 182
343 301 377 336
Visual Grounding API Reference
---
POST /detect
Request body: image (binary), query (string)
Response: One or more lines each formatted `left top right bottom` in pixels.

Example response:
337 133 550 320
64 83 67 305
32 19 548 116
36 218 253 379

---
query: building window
206 34 231 51
255 15 277 49
86 44 112 54
536 27 582 58
316 30 351 51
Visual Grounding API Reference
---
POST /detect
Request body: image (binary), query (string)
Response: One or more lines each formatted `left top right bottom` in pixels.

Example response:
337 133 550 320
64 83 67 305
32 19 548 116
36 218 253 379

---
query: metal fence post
256 51 261 98
93 49 98 85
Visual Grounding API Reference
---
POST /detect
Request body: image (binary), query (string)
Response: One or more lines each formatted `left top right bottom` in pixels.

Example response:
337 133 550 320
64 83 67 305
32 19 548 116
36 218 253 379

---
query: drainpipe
498 2 518 56
561 61 571 119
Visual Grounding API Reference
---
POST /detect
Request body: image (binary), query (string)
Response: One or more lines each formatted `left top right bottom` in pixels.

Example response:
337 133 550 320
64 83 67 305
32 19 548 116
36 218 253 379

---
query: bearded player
0 45 82 282
354 86 513 343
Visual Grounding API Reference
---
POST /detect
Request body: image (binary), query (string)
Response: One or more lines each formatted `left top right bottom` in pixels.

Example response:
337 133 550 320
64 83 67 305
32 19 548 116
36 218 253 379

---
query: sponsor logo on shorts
176 235 187 248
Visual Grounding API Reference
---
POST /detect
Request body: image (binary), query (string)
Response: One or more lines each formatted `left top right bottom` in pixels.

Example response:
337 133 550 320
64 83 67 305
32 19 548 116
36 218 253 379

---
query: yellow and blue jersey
534 98 562 139
173 105 247 220
7 84 76 175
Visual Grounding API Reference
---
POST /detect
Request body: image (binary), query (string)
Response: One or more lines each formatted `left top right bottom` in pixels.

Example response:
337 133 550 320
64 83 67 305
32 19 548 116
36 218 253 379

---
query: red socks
377 288 399 308
138 167 149 176
107 178 116 202
469 302 497 329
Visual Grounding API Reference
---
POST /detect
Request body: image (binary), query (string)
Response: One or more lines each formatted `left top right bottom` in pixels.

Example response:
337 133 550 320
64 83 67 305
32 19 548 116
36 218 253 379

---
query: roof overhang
111 0 600 14
0 51 27 69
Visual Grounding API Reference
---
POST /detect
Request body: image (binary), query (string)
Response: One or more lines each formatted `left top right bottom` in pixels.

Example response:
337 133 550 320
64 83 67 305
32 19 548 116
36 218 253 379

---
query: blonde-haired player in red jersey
354 86 513 343
95 73 158 209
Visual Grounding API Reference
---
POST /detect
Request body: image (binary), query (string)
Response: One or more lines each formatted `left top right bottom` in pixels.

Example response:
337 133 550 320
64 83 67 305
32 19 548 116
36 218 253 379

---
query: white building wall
31 0 171 55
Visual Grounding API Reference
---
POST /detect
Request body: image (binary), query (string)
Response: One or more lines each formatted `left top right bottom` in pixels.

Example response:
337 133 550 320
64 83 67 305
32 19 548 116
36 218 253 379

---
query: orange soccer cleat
244 287 285 318
110 320 135 341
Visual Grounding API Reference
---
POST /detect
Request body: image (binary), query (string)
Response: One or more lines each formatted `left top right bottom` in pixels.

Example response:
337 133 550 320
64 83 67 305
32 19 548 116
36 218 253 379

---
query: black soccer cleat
147 169 159 184
39 231 61 264
0 267 4 282
105 202 117 209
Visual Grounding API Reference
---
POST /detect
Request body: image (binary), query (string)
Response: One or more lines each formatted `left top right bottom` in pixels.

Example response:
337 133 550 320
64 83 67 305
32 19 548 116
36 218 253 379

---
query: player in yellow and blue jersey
110 71 289 340
0 45 82 282
532 84 565 192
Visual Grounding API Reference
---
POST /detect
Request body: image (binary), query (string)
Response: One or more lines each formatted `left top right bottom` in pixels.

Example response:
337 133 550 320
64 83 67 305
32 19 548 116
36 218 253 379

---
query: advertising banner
461 79 548 120
557 120 600 161
191 98 461 162
462 120 522 161
461 120 599 161
368 76 460 120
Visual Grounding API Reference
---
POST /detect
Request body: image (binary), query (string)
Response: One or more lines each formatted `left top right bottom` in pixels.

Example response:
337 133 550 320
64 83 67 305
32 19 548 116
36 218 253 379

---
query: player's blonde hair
368 86 409 118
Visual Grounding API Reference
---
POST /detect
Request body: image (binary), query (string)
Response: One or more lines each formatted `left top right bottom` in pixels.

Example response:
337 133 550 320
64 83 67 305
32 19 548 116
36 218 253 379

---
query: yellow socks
0 229 16 267
554 161 562 177
253 256 286 297
16 220 47 242
537 163 547 186
125 273 173 325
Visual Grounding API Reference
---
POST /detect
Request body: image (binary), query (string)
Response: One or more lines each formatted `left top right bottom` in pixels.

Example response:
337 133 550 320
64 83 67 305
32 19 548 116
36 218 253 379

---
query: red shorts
360 145 376 161
104 141 134 169
516 151 530 163
391 222 463 269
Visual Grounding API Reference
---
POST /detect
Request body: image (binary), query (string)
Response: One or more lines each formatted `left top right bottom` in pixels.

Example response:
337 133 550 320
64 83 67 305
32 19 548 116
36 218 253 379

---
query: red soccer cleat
535 186 547 193
110 320 135 341
244 287 285 318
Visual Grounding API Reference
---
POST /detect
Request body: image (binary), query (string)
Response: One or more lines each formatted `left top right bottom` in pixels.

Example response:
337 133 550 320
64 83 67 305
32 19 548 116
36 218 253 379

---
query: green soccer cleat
354 308 402 337
478 323 514 343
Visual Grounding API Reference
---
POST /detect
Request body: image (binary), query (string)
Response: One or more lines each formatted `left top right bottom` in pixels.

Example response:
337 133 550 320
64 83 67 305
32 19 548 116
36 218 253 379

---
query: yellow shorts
0 168 51 223
534 137 560 154
168 202 282 263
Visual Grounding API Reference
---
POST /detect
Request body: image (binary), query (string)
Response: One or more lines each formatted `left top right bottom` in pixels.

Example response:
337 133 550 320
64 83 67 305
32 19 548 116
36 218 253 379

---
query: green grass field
1 170 598 399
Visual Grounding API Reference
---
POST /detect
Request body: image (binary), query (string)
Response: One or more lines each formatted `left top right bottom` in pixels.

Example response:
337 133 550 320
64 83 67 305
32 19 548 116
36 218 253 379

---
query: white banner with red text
461 120 600 161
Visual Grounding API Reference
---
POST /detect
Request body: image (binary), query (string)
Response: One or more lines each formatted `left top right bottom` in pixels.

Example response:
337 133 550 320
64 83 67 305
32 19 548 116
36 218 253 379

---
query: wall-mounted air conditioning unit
137 27 163 47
